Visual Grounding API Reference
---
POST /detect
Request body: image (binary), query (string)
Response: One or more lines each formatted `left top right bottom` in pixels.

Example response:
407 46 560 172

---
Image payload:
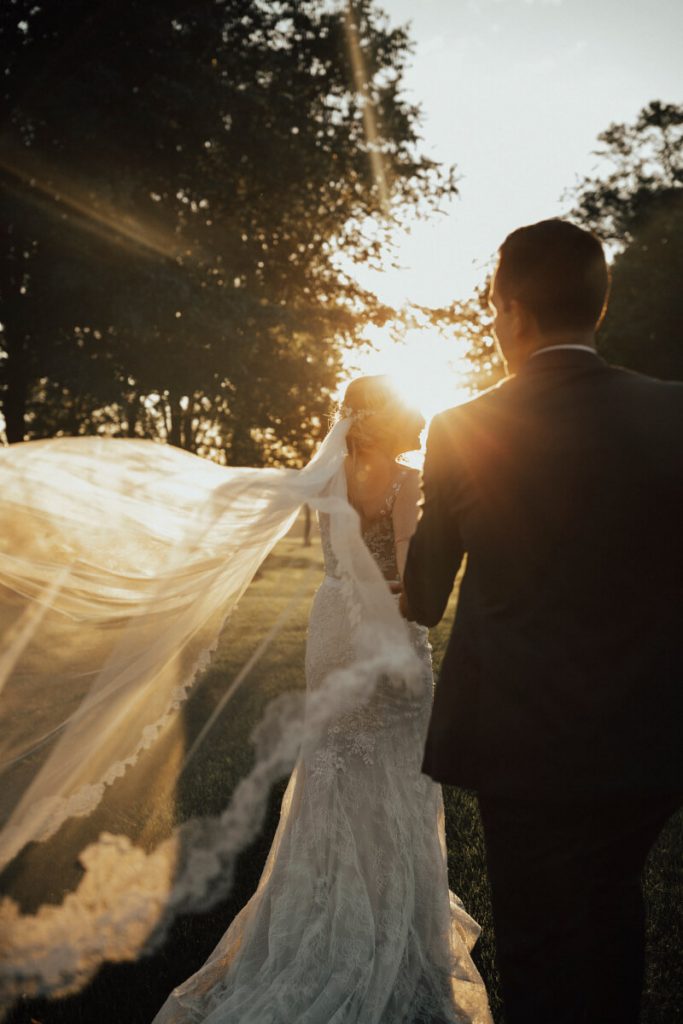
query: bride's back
316 455 409 583
331 374 425 582
343 452 405 523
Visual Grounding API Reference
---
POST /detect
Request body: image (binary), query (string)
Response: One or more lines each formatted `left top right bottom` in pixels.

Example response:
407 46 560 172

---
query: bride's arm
392 468 422 581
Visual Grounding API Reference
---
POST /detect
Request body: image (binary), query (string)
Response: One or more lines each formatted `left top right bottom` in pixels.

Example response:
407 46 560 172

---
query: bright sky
354 0 683 308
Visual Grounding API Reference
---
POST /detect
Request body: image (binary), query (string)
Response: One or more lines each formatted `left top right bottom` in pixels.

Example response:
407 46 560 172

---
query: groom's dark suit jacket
404 348 683 798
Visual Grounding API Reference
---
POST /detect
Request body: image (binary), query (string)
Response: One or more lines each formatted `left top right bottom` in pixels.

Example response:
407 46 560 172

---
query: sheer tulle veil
0 418 422 1006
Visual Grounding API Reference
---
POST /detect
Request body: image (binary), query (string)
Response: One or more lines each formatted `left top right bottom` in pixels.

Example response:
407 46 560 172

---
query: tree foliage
570 101 683 245
569 101 683 381
0 0 456 461
596 188 683 380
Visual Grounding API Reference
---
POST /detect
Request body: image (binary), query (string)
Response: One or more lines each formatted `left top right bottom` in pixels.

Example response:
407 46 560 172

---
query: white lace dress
152 477 492 1024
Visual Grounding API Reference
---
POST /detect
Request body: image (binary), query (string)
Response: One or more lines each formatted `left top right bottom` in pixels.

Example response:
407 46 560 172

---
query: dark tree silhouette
0 0 456 461
597 188 683 381
569 101 683 381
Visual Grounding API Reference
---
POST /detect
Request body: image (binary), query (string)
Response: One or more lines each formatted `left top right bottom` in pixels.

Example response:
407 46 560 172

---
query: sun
340 325 473 426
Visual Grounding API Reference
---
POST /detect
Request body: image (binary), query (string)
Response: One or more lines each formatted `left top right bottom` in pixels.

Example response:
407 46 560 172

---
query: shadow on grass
6 779 288 1024
3 532 318 1024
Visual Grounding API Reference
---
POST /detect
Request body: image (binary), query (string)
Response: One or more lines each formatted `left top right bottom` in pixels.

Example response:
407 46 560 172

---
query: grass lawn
5 516 682 1023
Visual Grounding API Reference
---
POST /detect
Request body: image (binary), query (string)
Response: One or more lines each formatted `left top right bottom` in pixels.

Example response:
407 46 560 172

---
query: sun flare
340 325 473 428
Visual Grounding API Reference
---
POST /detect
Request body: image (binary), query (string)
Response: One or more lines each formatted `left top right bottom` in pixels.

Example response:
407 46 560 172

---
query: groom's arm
403 412 465 628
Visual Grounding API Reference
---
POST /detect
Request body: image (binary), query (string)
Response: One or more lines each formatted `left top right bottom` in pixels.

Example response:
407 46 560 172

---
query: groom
402 219 683 1024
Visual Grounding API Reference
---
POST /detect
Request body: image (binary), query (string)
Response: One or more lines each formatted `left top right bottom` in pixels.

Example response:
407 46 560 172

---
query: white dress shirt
530 344 599 359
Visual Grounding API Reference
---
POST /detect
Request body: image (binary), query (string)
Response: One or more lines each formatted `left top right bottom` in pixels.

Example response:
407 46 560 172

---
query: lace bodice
320 467 408 581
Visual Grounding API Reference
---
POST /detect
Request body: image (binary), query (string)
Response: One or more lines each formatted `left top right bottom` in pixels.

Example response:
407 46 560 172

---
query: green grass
5 518 682 1023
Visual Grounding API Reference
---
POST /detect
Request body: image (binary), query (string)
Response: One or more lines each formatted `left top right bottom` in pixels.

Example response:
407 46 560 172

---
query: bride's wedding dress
0 415 490 1018
152 473 492 1024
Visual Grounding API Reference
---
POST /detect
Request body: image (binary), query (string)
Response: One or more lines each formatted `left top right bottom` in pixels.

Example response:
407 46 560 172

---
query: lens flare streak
344 1 390 216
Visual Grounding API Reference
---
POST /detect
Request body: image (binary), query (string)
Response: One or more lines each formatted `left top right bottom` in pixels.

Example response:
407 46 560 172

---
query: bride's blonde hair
340 375 408 456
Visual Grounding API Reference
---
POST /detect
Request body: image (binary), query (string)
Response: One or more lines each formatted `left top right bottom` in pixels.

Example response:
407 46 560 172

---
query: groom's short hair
496 219 610 332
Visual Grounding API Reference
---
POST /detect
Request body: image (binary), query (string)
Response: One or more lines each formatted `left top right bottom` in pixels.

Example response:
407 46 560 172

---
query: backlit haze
340 0 683 416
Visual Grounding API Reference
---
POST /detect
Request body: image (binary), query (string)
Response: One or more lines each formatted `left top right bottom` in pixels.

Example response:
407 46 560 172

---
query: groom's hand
388 580 415 620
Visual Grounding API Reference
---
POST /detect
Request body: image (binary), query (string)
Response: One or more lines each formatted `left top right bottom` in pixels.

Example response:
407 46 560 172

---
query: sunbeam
0 151 186 263
344 1 390 216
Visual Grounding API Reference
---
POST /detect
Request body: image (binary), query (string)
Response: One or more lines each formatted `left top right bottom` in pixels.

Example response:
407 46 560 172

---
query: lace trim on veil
0 636 219 870
0 420 426 1004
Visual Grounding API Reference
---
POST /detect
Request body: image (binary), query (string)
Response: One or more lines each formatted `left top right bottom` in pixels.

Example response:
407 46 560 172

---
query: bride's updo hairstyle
340 375 421 457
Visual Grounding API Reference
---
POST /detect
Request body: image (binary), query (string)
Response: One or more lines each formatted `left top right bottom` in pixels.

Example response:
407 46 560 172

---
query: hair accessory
338 404 374 422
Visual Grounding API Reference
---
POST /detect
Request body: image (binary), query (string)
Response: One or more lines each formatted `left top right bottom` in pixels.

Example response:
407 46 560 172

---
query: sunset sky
354 0 683 308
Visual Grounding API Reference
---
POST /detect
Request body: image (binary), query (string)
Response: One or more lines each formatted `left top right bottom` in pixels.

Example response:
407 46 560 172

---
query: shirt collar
530 344 599 359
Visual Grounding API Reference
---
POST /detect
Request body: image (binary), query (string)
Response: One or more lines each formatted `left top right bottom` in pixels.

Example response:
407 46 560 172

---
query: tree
0 0 456 461
596 188 683 380
570 101 683 245
569 101 683 381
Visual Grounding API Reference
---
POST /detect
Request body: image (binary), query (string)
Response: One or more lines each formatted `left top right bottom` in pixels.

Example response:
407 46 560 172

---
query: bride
152 375 492 1024
0 375 491 1023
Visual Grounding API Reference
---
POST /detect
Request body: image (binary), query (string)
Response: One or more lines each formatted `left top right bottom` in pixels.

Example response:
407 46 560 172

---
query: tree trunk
303 504 312 547
167 396 182 447
1 338 30 443
182 404 194 451
230 419 260 466
126 395 139 437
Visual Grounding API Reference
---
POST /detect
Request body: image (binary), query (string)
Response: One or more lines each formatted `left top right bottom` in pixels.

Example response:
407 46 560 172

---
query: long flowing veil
0 419 422 1008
